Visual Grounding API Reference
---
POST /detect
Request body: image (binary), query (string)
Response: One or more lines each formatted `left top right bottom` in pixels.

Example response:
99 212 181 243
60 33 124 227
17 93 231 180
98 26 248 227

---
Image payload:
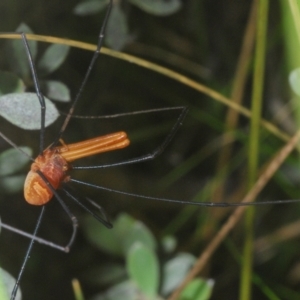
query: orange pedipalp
24 131 130 206
57 131 130 162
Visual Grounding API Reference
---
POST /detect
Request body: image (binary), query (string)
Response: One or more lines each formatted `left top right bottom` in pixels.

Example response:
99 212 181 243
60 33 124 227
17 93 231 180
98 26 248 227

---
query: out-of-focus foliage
74 0 182 49
0 1 300 300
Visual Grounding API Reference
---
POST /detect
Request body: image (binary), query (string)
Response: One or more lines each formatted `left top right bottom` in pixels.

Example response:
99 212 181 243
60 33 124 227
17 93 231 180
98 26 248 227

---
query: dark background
0 1 300 299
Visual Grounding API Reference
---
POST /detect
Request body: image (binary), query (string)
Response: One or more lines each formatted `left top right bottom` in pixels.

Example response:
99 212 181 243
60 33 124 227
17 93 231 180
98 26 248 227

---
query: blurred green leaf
43 80 70 102
126 242 159 298
82 214 124 256
82 213 157 257
289 68 300 96
0 72 25 96
91 280 139 300
123 221 157 255
82 214 136 256
0 93 59 129
106 4 129 50
6 23 37 78
0 269 9 300
84 263 126 286
161 235 177 253
0 147 32 176
0 268 21 300
0 174 26 194
129 0 182 16
179 278 214 300
161 253 196 296
38 44 70 76
73 0 108 16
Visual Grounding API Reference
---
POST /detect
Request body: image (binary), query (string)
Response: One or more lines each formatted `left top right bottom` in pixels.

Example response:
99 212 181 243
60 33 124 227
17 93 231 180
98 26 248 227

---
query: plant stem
240 1 269 299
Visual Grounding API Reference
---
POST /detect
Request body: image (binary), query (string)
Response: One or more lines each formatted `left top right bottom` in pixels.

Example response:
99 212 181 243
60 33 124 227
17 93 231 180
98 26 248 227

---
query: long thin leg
70 178 300 208
0 131 34 163
67 106 186 120
63 189 112 228
10 206 45 300
52 0 113 146
72 106 189 170
0 222 70 252
8 31 49 300
21 33 46 155
36 170 78 251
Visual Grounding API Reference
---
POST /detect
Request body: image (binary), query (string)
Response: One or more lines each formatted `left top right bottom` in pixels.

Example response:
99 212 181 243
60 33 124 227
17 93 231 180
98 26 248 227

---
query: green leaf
0 93 59 129
126 242 159 298
0 72 25 96
0 147 32 176
106 4 130 50
129 0 182 16
82 214 124 256
0 174 26 194
82 213 157 258
73 0 108 16
6 23 37 78
123 221 157 255
83 263 126 285
82 213 137 257
38 44 70 76
161 253 196 296
43 80 70 102
0 268 22 300
289 68 300 96
179 278 214 300
161 235 177 253
91 280 139 300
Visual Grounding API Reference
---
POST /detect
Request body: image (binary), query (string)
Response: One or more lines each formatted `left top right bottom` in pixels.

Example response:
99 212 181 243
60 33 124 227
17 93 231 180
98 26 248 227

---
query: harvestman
0 1 298 299
0 1 188 298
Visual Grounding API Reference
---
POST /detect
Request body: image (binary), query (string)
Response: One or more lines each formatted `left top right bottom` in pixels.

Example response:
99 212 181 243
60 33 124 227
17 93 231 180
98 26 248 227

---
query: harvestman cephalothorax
0 0 299 299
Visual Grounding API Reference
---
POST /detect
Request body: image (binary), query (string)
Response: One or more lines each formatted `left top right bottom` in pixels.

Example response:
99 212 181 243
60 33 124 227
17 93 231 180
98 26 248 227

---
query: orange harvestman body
24 132 130 205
